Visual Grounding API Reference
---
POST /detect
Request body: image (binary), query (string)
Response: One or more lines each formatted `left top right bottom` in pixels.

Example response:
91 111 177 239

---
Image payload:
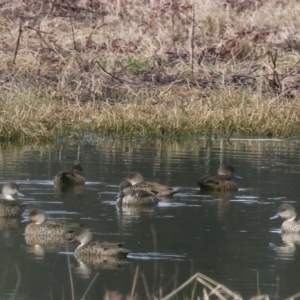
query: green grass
1 87 300 141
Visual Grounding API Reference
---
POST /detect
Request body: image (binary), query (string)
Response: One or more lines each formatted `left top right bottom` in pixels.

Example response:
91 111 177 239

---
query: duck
126 172 179 197
116 180 159 206
73 228 130 259
0 182 26 217
53 163 85 187
270 204 300 233
25 209 80 236
197 164 242 192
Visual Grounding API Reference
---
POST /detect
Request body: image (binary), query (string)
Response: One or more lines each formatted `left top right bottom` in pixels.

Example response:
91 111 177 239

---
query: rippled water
0 139 300 299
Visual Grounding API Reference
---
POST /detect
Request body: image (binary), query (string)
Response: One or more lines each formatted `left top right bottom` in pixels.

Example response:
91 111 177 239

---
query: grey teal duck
25 209 80 236
73 228 130 259
126 172 179 197
54 163 85 188
270 204 300 233
197 164 242 192
117 180 159 206
0 182 26 217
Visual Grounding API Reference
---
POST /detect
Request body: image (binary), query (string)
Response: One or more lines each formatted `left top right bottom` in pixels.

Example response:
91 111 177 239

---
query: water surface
0 139 300 299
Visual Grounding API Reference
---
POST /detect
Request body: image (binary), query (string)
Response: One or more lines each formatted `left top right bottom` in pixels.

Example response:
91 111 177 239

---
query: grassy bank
2 89 300 141
1 0 300 141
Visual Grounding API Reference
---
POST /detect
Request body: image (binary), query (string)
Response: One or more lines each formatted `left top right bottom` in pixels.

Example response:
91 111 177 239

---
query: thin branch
136 4 169 44
94 60 125 84
13 21 23 64
69 19 77 51
26 26 56 53
190 2 195 77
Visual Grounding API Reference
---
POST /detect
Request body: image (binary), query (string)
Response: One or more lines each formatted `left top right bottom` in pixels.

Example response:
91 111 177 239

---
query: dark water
0 139 300 299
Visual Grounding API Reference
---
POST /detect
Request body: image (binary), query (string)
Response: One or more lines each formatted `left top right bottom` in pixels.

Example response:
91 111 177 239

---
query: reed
1 0 300 140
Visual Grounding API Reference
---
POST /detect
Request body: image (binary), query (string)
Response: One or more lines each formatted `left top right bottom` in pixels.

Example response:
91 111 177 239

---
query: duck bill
270 213 280 220
233 174 243 180
116 191 124 198
17 192 25 197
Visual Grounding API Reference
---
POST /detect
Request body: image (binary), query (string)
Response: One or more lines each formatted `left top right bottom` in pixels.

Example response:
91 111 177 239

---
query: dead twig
26 26 56 53
69 19 77 51
268 50 282 93
136 3 169 44
94 60 125 84
13 21 23 64
161 272 242 300
190 2 195 77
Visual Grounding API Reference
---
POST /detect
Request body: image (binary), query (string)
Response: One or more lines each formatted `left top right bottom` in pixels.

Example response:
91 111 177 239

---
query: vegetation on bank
1 0 300 141
2 89 300 141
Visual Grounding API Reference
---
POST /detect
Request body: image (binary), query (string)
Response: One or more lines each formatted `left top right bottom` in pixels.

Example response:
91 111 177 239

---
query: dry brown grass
1 88 300 141
1 0 300 140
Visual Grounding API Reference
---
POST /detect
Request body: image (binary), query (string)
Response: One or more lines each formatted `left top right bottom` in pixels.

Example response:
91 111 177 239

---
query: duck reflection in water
116 204 156 230
0 218 20 241
197 164 242 192
25 234 74 258
74 256 130 279
270 204 300 260
0 218 19 229
200 190 236 221
53 163 85 192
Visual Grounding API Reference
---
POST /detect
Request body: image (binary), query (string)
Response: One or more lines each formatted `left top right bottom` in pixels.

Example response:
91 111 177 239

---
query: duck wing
135 190 159 204
197 174 233 190
136 181 179 197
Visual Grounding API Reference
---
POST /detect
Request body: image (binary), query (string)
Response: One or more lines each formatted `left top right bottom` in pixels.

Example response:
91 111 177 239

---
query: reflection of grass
80 272 99 300
0 256 11 294
0 260 21 299
256 270 261 296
